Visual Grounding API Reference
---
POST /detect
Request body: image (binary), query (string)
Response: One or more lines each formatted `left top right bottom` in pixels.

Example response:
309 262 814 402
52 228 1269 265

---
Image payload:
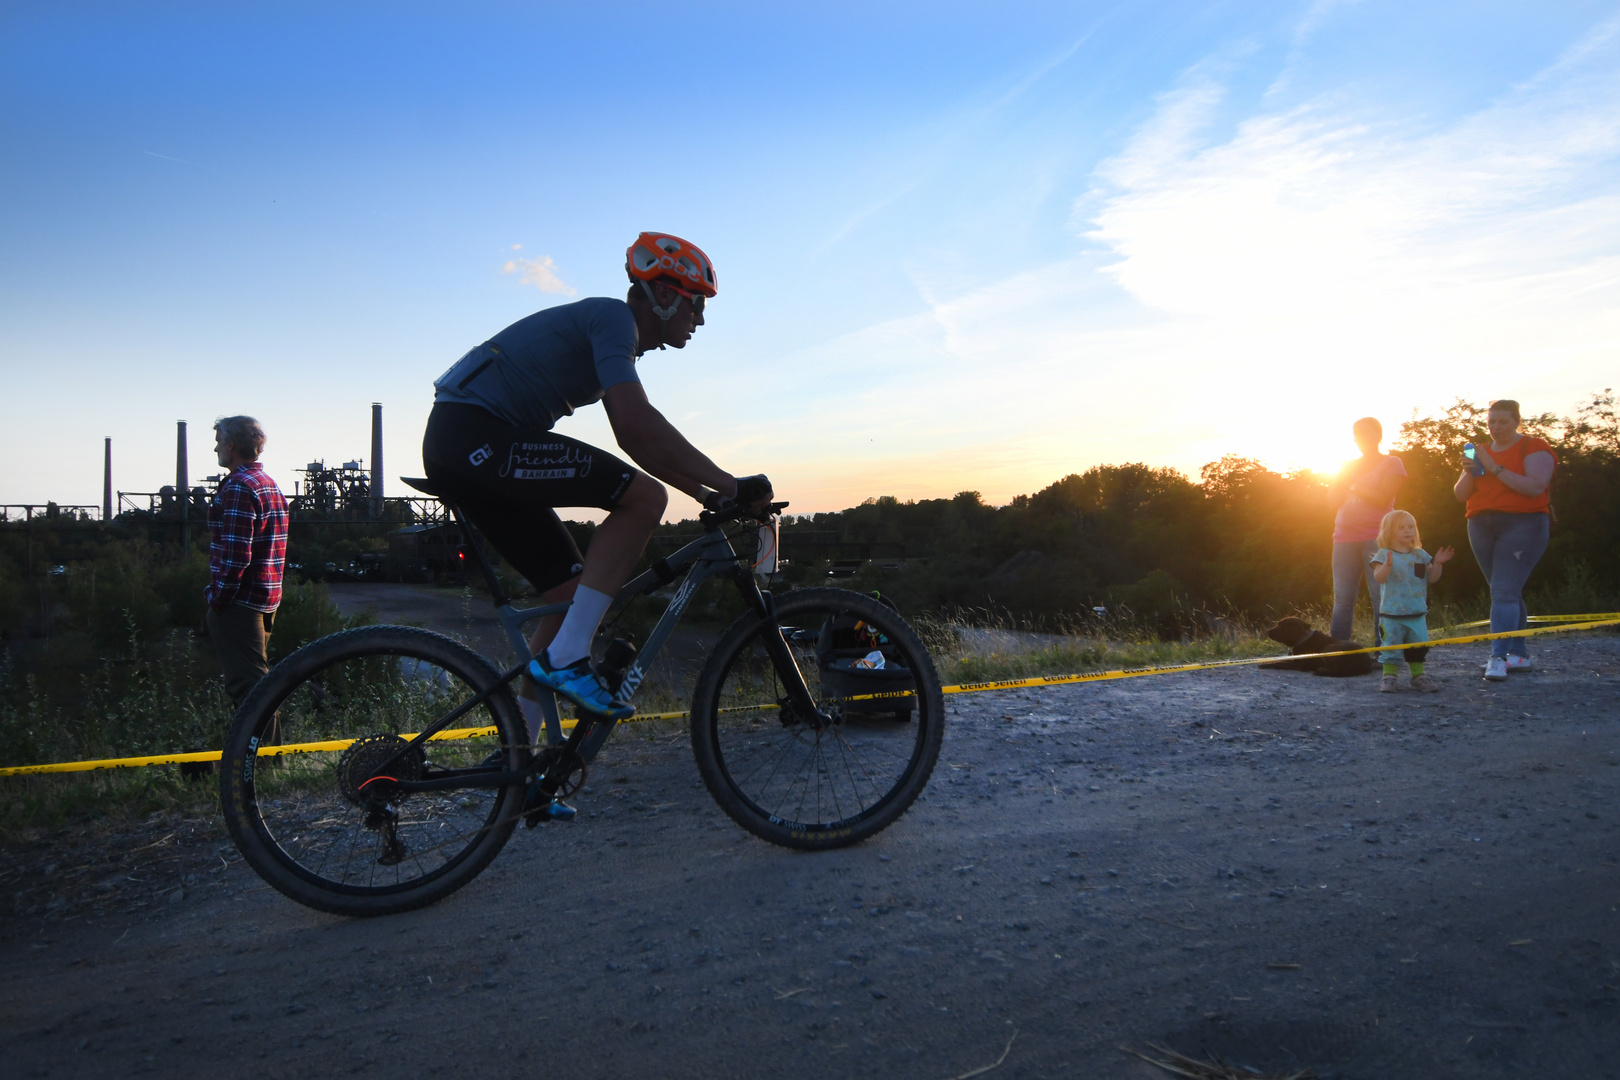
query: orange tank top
1465 435 1556 517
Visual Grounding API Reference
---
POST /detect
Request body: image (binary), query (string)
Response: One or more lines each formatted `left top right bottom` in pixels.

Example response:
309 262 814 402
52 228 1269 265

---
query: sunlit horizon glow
2 3 1616 517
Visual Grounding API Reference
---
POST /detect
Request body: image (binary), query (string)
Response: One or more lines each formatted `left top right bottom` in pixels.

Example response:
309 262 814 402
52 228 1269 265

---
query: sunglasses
667 284 706 315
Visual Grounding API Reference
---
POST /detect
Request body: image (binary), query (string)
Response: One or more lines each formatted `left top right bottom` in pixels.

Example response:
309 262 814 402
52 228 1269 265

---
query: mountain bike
219 482 945 917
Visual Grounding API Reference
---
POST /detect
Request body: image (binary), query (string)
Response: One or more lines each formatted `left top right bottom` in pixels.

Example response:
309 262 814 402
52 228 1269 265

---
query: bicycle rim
692 588 943 846
221 627 526 914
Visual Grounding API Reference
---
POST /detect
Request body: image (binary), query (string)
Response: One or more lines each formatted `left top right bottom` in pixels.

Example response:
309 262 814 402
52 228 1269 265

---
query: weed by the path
917 608 1285 685
931 627 1283 685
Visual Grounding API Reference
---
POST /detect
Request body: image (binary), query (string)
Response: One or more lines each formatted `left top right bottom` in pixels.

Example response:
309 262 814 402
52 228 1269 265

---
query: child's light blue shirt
1371 547 1431 616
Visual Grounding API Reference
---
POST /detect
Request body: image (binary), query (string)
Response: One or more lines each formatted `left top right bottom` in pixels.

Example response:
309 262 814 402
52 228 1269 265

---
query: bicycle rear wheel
689 587 945 849
219 626 529 917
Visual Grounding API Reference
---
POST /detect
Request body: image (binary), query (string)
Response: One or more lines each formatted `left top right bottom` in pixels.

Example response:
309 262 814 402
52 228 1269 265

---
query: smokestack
370 402 384 518
103 438 112 521
177 420 189 548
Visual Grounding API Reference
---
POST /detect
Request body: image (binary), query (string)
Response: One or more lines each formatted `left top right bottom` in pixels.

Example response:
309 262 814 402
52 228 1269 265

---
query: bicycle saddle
400 476 451 498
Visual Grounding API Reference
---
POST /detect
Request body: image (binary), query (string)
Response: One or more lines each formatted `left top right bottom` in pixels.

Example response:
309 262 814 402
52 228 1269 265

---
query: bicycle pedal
524 800 578 829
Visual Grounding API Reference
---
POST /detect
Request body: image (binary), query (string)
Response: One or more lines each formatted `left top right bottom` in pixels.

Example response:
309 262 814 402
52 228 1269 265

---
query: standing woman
1327 417 1407 641
1453 399 1557 681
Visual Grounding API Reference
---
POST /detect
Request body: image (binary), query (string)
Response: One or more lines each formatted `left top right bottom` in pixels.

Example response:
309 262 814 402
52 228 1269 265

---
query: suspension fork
733 569 826 724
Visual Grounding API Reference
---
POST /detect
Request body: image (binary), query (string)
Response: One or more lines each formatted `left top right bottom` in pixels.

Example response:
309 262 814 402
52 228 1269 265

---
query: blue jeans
1466 511 1550 658
1331 539 1380 641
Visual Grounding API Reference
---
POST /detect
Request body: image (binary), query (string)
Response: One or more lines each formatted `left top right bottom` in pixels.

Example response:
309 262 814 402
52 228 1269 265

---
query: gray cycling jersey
433 297 640 429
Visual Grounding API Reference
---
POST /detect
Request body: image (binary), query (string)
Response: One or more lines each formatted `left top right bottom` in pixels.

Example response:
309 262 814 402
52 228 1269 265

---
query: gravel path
2 634 1617 1078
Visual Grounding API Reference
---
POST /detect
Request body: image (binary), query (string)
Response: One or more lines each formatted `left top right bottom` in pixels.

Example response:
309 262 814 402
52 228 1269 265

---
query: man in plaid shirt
206 415 289 707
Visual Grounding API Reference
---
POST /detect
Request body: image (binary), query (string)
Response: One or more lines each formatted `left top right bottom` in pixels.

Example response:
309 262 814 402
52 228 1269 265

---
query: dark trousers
207 603 276 706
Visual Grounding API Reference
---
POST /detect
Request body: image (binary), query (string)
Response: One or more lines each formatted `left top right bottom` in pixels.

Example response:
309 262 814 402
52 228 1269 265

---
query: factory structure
0 405 466 584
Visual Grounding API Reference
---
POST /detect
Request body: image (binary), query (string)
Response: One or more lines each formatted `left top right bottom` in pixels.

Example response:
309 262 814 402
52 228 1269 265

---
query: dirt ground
2 631 1617 1079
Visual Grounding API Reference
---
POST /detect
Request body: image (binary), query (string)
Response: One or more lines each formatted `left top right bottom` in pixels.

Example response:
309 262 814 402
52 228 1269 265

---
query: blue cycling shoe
527 652 635 721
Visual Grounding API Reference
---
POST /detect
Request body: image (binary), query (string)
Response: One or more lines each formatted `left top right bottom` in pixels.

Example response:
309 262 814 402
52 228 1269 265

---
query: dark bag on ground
812 592 917 719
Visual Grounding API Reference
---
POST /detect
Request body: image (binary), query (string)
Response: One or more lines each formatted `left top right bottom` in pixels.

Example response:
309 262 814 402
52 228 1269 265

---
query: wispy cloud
1291 0 1363 50
502 254 576 295
731 17 1620 505
815 20 1108 257
1082 18 1620 356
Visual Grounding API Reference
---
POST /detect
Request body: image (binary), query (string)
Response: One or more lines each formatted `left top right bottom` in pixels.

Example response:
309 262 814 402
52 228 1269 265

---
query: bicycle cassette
337 734 425 807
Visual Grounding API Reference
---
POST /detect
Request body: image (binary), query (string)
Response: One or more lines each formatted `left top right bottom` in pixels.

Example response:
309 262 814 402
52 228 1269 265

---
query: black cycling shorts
422 402 637 593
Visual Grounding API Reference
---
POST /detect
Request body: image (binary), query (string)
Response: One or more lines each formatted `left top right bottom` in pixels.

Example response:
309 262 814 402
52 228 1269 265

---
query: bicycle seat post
445 502 510 608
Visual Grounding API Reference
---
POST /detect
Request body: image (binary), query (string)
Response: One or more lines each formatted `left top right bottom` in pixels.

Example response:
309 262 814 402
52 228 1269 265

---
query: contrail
142 150 205 168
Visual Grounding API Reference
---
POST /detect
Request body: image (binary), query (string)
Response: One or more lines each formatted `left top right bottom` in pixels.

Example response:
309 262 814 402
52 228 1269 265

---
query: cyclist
423 232 771 734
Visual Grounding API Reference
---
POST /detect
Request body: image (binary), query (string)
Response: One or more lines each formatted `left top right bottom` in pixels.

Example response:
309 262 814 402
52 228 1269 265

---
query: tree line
758 392 1620 629
2 392 1614 659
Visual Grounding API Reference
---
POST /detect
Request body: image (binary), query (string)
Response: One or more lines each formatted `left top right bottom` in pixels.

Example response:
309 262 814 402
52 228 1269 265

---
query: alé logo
468 444 493 467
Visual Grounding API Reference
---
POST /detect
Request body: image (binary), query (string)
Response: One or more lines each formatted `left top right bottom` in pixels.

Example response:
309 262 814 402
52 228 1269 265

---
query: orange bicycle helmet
627 232 716 323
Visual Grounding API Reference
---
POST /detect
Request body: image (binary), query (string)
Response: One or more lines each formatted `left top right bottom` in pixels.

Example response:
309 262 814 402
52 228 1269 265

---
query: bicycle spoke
227 629 526 909
698 593 941 838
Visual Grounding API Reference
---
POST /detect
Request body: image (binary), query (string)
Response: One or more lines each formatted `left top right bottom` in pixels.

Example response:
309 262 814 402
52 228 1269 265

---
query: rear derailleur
338 734 423 866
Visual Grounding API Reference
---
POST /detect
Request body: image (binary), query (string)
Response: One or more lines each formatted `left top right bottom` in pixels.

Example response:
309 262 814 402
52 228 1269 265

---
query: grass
1 768 223 842
935 630 1283 685
917 608 1289 686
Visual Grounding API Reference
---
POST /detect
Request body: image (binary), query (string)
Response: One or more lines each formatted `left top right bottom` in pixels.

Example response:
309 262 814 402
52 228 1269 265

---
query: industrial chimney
103 437 112 521
177 420 189 548
370 402 384 518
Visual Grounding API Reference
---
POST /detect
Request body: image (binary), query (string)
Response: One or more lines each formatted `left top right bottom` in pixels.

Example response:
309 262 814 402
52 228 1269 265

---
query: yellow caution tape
1442 612 1620 630
0 706 761 776
0 725 509 777
3 616 1615 777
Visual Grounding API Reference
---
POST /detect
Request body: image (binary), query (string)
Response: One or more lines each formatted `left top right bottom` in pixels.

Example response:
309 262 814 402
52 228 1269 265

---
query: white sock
518 696 546 745
543 585 613 668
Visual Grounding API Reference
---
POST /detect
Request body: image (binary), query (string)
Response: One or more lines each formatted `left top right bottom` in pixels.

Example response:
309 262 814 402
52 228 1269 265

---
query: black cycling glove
734 474 773 506
703 475 773 514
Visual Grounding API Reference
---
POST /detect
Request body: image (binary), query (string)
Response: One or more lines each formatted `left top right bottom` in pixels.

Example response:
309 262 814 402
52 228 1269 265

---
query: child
1370 510 1453 692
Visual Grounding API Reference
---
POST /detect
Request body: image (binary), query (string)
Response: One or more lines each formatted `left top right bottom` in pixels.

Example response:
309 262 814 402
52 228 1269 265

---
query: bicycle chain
338 741 584 868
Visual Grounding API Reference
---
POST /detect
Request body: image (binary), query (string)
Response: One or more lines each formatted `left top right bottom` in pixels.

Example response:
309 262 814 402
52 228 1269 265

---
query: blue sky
3 2 1617 514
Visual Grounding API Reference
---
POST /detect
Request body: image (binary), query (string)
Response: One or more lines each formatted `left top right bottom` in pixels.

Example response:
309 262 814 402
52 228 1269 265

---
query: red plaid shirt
207 463 289 612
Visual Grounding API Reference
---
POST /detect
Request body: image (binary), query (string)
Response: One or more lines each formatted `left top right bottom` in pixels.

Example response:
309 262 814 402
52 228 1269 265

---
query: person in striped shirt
206 415 289 707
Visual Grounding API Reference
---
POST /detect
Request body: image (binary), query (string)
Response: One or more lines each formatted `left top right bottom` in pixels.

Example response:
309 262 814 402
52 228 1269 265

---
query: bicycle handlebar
700 500 790 527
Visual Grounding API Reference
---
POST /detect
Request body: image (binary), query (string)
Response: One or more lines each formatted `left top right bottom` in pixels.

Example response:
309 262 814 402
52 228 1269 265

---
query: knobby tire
689 587 945 849
219 626 529 917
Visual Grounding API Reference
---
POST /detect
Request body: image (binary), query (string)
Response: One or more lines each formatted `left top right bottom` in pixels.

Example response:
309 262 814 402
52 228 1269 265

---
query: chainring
533 745 587 799
337 734 425 808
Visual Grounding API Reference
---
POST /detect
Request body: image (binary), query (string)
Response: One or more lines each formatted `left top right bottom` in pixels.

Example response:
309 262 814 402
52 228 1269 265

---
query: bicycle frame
492 522 760 748
385 500 807 795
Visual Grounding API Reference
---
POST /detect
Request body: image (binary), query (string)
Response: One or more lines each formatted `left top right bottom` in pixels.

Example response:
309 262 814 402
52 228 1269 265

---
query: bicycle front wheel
690 587 945 849
219 626 529 917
